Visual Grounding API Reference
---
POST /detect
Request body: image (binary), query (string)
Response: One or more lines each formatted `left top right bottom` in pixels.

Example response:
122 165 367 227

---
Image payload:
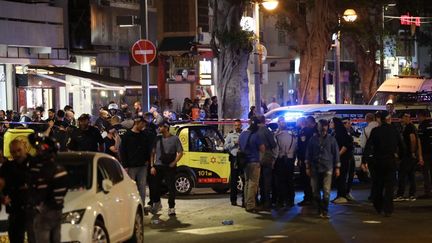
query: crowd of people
0 100 186 242
0 98 431 241
227 109 432 218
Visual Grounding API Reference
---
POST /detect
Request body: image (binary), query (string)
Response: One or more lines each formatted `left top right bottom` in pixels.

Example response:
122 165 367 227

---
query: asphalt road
144 186 432 243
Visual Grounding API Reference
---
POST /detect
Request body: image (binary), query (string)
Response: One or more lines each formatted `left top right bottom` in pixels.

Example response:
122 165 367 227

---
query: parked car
60 152 144 242
0 152 144 242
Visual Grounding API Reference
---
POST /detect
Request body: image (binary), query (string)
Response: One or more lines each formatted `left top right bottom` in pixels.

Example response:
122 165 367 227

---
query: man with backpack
150 121 183 216
238 117 265 213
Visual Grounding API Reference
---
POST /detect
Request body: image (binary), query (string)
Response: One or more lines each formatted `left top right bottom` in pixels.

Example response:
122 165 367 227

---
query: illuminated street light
262 0 279 11
342 9 358 22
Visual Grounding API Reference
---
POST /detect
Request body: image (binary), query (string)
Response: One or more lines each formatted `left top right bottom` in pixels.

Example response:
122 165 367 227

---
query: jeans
33 207 62 243
397 157 416 197
373 160 396 214
151 165 176 208
299 160 313 201
230 156 244 204
422 153 432 195
274 157 295 206
127 165 148 204
244 163 261 210
310 170 333 214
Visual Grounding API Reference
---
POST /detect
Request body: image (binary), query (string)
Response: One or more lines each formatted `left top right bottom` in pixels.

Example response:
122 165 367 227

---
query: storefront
157 36 215 113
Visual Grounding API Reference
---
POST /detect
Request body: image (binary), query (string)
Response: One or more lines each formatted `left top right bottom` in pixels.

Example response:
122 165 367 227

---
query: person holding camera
150 121 183 216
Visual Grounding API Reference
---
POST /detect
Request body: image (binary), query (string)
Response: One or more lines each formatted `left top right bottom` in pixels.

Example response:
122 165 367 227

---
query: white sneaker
346 193 355 201
393 196 405 202
168 208 176 216
332 197 348 204
151 202 162 214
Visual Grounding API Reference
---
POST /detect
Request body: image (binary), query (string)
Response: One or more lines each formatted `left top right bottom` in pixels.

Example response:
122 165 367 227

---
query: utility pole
139 0 150 112
253 3 262 114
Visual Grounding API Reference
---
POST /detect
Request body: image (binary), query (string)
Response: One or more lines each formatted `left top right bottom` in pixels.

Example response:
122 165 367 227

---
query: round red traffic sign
131 39 157 65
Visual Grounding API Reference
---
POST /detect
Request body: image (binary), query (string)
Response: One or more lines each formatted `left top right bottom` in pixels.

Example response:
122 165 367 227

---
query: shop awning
27 65 140 87
158 36 195 54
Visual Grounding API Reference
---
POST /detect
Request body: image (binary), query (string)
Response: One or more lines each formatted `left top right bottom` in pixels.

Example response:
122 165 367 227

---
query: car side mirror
102 179 113 193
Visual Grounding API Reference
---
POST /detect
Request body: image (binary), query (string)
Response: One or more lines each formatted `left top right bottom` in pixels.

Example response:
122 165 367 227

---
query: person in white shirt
267 97 280 111
273 116 297 208
360 113 380 149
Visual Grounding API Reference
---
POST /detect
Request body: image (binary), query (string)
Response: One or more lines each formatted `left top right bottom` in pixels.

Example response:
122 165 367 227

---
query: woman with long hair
330 117 354 204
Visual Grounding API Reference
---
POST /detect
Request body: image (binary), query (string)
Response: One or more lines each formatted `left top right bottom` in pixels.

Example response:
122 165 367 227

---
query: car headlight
62 209 86 225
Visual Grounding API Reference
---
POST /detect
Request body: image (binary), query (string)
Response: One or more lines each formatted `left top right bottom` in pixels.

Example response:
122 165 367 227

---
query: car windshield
56 154 93 191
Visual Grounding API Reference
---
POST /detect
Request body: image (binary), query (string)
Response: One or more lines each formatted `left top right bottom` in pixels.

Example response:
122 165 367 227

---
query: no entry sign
131 39 156 65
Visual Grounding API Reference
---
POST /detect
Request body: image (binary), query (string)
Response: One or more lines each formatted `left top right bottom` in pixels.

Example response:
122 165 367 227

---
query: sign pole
140 0 150 112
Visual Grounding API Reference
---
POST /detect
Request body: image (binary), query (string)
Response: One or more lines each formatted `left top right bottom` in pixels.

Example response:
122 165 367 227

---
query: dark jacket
0 156 32 213
120 129 156 168
366 123 405 162
305 134 340 173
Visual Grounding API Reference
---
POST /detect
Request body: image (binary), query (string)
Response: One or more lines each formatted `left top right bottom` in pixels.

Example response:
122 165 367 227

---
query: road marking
264 235 289 239
178 225 261 235
363 220 382 224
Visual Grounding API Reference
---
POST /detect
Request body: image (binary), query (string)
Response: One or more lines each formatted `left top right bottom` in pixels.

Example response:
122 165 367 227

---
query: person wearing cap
67 114 104 152
150 121 183 216
239 117 265 213
394 113 421 202
120 116 156 206
364 110 404 217
305 119 340 219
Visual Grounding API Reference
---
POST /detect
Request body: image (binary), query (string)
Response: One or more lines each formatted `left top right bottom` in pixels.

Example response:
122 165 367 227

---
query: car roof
265 104 386 117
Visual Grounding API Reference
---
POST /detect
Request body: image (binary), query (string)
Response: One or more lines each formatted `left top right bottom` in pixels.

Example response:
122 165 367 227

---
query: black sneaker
231 201 238 206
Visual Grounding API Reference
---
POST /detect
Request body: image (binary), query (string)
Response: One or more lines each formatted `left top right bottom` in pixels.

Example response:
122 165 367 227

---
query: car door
97 157 127 241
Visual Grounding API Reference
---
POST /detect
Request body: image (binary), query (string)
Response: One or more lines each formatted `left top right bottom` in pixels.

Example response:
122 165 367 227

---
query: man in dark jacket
365 111 404 217
67 114 104 152
0 139 34 243
120 117 156 205
305 119 340 219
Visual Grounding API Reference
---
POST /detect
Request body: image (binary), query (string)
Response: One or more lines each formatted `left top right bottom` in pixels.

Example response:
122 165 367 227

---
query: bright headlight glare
62 209 86 225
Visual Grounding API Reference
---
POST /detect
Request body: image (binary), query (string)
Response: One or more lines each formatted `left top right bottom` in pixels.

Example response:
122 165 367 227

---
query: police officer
365 111 404 217
28 134 69 243
224 119 244 206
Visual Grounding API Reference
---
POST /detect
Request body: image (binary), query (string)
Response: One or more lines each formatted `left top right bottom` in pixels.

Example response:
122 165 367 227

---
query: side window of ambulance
189 129 204 152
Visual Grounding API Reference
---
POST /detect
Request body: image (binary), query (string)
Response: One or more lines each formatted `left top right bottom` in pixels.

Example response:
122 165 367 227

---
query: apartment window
163 0 190 32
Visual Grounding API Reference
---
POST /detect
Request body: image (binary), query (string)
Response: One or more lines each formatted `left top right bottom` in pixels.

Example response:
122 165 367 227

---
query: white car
60 152 144 243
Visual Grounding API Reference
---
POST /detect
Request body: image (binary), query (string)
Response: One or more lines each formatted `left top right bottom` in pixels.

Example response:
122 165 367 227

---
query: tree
210 0 253 119
277 0 338 104
339 1 386 103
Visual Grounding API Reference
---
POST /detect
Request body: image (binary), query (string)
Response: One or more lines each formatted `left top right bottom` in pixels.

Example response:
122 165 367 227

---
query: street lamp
251 0 278 115
334 8 357 104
